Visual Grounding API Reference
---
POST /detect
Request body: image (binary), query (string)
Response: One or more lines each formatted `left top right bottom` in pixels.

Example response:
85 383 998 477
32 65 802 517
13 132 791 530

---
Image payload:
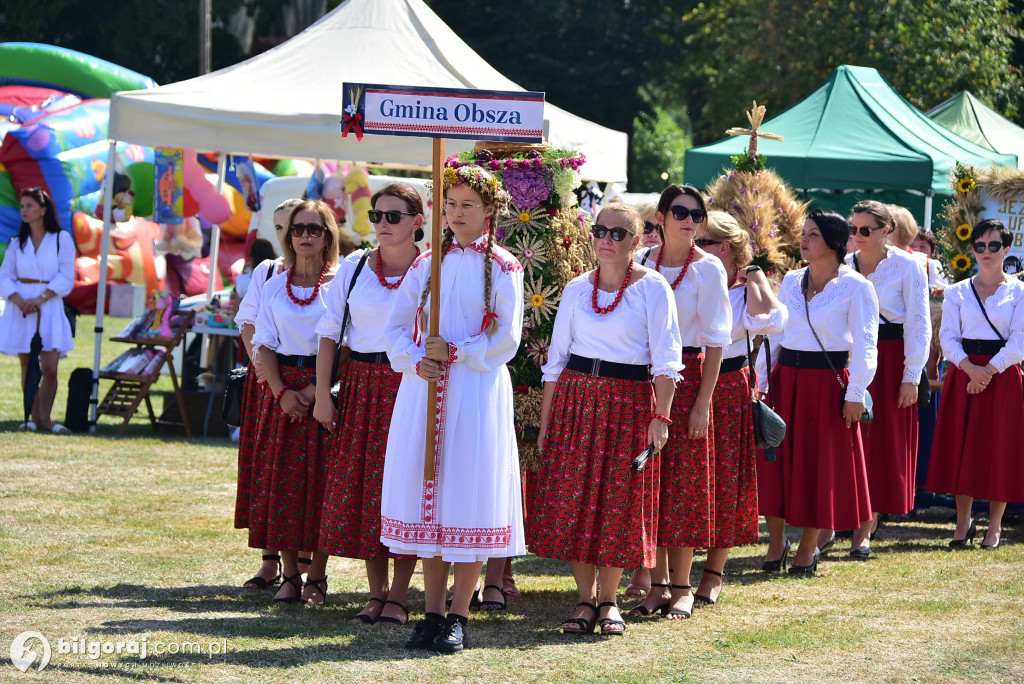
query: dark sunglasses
368 209 417 224
289 223 325 238
643 221 659 234
973 240 1005 254
668 205 707 223
695 238 721 247
591 225 633 242
850 225 884 238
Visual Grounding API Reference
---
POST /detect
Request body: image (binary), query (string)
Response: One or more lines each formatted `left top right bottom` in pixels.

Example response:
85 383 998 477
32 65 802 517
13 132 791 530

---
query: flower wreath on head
435 164 512 217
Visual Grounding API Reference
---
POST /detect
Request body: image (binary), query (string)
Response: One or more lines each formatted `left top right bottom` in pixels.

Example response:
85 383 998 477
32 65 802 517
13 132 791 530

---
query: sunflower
524 272 559 327
951 254 971 271
497 204 548 236
955 223 972 241
956 177 976 194
507 233 549 267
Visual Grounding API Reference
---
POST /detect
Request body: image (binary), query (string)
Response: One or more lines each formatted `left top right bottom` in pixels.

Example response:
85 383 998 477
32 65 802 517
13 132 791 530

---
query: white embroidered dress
380 234 526 562
0 231 76 356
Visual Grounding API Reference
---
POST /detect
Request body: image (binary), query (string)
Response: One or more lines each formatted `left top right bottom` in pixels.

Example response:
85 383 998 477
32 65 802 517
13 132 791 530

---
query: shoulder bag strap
331 250 371 379
851 253 891 325
743 288 775 409
802 270 847 391
640 247 654 266
968 276 1006 342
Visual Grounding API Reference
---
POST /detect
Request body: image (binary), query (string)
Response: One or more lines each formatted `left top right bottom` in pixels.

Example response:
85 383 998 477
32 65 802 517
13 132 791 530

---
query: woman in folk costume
928 219 1024 549
0 187 75 433
843 201 930 558
248 199 340 605
630 184 731 621
379 165 525 654
694 210 787 604
529 203 682 636
311 184 423 626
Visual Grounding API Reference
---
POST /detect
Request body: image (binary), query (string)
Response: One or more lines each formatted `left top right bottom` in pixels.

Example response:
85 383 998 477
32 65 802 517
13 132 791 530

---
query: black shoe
433 614 469 653
762 538 791 572
849 548 871 561
949 521 977 549
788 549 820 576
405 612 445 650
818 532 837 556
243 554 281 589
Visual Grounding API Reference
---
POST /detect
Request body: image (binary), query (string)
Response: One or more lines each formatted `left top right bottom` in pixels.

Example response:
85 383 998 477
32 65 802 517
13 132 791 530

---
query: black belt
277 353 318 369
682 346 702 355
778 347 849 369
566 354 650 381
349 350 390 364
720 356 749 373
962 338 1005 356
878 323 904 341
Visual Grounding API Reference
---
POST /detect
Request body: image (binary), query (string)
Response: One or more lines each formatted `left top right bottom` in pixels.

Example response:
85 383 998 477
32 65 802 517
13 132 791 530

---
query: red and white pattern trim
420 361 450 523
381 517 513 549
409 251 432 270
447 342 459 364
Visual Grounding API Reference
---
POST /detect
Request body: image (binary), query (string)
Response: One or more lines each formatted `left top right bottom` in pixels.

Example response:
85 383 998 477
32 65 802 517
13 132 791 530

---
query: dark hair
914 229 938 256
372 182 425 242
807 208 849 263
17 187 62 250
973 218 1012 247
248 238 276 266
657 184 707 216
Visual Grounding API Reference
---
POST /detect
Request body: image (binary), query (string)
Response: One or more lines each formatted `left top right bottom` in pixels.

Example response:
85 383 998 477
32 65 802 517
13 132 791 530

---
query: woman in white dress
380 165 524 654
0 187 75 433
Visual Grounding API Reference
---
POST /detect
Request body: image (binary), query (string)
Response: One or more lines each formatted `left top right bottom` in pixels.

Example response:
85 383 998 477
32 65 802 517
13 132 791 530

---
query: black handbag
330 250 371 410
222 366 248 428
745 303 786 450
802 271 872 423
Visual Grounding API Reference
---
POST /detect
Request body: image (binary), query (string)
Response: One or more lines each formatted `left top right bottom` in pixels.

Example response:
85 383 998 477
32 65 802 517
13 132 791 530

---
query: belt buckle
590 358 601 377
374 352 384 364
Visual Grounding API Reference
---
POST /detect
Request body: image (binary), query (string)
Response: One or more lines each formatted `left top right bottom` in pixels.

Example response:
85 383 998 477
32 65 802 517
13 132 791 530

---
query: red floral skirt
528 369 659 569
234 365 267 529
247 365 327 552
927 354 1024 502
767 364 872 530
710 367 759 548
319 360 403 559
861 338 919 514
657 352 714 549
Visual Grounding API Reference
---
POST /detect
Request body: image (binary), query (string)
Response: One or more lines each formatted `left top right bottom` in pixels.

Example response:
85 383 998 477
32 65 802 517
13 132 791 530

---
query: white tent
108 0 628 182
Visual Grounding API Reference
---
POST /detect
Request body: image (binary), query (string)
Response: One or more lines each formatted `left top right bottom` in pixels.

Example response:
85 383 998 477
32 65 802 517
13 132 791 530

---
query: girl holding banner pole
379 165 525 653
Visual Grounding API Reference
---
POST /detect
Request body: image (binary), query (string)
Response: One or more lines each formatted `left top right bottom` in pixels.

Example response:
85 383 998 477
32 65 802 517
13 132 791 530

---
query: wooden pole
424 138 445 480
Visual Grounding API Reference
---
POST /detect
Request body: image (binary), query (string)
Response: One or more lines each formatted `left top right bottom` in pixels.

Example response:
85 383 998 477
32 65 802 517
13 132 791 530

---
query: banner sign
153 148 183 225
980 187 1024 274
342 83 545 143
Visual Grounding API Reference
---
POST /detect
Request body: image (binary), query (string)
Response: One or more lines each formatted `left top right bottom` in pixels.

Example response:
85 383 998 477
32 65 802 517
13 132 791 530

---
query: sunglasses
695 238 721 247
668 206 707 223
368 209 417 224
289 223 325 238
643 221 659 234
591 225 633 242
849 225 884 238
973 240 1005 254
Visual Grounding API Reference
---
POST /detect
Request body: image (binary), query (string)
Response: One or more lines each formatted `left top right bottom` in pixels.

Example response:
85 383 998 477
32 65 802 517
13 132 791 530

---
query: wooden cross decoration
725 101 784 159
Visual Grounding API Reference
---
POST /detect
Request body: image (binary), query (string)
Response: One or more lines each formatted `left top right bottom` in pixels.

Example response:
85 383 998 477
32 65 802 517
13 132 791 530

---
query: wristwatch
745 265 762 274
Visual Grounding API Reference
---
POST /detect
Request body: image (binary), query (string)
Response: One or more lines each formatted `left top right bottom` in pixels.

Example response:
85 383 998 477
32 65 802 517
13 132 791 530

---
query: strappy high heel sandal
243 554 281 589
561 601 598 635
273 572 303 604
598 601 626 635
694 569 723 606
479 584 507 611
628 582 669 616
303 575 328 608
376 600 409 625
663 584 692 619
351 596 385 624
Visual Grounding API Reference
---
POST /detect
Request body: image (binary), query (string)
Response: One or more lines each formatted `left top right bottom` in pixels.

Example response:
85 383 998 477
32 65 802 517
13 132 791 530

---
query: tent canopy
109 0 627 181
928 91 1024 170
684 65 1017 196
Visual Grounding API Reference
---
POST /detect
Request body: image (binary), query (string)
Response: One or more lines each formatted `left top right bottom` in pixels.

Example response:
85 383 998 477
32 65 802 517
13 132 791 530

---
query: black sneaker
433 614 469 654
405 613 445 650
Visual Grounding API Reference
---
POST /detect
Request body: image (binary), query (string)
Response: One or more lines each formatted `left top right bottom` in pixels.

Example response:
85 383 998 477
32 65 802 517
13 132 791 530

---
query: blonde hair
705 210 753 269
281 199 341 268
851 200 892 234
597 202 642 234
887 204 918 249
634 201 657 222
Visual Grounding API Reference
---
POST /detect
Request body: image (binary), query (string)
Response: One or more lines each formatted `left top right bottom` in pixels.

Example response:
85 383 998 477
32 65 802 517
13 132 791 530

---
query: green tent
684 65 1018 228
928 91 1024 169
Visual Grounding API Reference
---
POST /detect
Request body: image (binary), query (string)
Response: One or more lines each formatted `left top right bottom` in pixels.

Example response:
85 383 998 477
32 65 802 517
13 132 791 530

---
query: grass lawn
1 315 1023 682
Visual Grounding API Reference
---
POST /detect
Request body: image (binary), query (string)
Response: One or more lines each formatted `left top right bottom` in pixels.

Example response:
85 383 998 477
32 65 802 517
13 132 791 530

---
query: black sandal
694 569 723 606
303 575 328 608
663 584 692 618
445 584 482 610
351 596 385 624
243 554 281 589
629 582 669 616
597 601 626 635
273 572 303 604
376 600 409 625
479 584 507 611
561 601 598 635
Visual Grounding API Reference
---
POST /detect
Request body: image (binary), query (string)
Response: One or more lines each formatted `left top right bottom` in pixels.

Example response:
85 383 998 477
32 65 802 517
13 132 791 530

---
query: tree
630 95 692 191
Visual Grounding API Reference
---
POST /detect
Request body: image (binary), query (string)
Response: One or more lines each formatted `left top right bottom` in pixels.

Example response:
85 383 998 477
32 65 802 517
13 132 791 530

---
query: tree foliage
630 99 692 191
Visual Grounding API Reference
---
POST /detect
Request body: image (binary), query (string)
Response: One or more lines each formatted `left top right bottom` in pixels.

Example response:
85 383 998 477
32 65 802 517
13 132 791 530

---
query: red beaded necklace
375 246 420 290
591 260 634 315
286 262 329 306
728 268 739 289
655 242 697 290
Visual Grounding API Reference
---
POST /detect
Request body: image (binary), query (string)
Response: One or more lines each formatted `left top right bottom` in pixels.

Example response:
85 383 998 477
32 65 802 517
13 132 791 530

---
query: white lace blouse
846 247 931 383
235 257 285 327
541 271 684 383
252 267 337 357
939 277 1024 373
721 285 790 360
317 249 405 353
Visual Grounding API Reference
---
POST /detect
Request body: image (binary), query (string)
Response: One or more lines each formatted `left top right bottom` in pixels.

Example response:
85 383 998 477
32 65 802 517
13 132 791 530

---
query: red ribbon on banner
342 112 364 141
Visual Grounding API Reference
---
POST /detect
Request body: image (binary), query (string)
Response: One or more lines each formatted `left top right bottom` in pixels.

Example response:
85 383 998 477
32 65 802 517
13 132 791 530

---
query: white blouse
541 271 685 383
386 234 524 375
235 257 286 327
757 266 879 402
252 268 337 357
939 277 1024 373
635 247 732 348
846 247 931 383
317 249 404 353
721 285 790 360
